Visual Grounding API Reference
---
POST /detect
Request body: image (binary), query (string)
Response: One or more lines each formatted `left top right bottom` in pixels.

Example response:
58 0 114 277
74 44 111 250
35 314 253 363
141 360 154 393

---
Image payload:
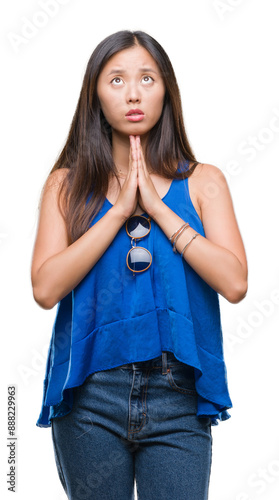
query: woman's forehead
100 46 160 76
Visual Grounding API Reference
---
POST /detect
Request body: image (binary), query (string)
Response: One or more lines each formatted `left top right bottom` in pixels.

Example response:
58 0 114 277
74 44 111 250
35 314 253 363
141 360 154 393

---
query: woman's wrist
151 201 197 245
109 204 130 224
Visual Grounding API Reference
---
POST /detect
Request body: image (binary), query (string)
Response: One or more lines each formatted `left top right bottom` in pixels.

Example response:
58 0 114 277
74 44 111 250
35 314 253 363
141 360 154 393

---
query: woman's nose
126 83 141 103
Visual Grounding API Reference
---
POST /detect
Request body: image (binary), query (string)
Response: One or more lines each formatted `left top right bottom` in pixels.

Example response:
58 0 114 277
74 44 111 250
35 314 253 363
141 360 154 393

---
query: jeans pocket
166 364 197 395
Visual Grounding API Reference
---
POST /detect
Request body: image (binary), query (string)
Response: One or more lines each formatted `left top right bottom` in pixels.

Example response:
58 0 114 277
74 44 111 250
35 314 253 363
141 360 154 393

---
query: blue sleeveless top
36 160 232 428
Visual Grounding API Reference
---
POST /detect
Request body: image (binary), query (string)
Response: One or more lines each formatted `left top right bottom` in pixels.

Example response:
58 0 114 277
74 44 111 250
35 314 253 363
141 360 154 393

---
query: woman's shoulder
45 167 69 189
189 162 228 193
41 168 69 200
38 168 69 212
188 162 229 218
190 161 225 180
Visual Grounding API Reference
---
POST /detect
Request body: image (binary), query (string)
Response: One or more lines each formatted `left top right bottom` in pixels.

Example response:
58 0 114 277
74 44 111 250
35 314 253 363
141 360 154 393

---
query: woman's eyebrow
107 67 158 76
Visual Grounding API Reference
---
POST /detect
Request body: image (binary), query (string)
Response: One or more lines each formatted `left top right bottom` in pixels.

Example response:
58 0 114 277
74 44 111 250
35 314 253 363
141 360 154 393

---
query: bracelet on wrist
172 224 190 253
169 222 189 244
181 233 199 258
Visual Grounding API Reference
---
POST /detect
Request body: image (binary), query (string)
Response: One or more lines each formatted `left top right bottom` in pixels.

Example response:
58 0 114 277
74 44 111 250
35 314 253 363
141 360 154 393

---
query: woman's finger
135 136 141 169
137 136 148 176
129 135 138 174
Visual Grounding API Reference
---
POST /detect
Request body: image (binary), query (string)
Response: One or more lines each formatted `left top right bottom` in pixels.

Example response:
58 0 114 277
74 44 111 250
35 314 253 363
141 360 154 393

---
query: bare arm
31 169 127 310
151 163 248 303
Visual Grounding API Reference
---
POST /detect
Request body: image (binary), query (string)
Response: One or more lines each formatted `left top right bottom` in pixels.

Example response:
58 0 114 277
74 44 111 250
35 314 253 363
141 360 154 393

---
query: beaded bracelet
181 233 199 258
172 224 190 253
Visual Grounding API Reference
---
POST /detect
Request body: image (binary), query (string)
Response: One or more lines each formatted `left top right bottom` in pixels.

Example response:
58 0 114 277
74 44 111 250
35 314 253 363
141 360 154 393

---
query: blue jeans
51 351 212 499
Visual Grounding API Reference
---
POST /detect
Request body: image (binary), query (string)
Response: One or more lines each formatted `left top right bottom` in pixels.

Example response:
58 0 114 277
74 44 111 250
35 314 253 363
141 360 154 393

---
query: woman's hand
131 135 163 216
113 136 140 219
113 135 163 219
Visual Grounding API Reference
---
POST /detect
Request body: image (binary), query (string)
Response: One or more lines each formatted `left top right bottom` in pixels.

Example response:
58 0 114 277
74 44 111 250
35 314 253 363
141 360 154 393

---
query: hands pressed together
114 135 163 219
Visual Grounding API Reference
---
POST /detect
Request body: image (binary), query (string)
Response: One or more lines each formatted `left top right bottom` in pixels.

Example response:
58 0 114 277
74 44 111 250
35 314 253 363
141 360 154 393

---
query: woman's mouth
125 109 145 122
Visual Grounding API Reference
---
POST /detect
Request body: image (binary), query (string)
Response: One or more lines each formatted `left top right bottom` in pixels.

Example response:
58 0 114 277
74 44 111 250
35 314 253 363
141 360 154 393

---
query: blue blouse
36 160 232 428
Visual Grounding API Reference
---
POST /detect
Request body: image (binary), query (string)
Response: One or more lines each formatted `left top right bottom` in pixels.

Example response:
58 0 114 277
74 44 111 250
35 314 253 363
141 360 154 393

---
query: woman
31 30 248 500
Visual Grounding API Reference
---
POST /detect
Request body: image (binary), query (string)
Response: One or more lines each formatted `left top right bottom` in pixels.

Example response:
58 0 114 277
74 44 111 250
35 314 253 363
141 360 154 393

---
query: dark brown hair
42 30 198 244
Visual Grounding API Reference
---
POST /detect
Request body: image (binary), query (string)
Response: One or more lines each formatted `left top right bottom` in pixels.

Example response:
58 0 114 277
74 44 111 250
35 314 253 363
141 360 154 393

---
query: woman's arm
151 163 248 303
31 169 127 310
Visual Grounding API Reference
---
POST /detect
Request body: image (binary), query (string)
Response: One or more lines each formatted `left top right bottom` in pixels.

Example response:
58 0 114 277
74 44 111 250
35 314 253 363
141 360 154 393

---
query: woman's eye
142 76 154 84
111 77 123 85
110 76 154 86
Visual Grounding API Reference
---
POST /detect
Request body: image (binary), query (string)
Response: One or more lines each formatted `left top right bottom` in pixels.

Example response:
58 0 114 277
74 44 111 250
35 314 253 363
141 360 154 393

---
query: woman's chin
112 126 150 141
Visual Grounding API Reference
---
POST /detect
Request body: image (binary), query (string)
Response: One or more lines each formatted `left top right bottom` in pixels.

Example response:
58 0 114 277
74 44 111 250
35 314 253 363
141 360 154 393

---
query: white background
1 0 279 499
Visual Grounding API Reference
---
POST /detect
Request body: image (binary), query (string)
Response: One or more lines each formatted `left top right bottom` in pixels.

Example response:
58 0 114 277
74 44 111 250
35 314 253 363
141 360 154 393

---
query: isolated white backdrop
1 0 279 499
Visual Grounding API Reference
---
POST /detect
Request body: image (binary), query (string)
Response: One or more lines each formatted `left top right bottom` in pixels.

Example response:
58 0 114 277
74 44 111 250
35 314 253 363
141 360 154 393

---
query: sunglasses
125 215 152 275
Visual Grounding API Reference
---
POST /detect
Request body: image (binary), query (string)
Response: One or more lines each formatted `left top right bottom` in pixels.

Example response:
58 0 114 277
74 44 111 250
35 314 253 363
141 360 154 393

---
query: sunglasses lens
126 217 150 238
127 247 152 272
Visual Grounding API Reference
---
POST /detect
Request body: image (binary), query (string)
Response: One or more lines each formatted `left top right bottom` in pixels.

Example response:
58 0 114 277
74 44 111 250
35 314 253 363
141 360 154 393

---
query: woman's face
97 45 166 140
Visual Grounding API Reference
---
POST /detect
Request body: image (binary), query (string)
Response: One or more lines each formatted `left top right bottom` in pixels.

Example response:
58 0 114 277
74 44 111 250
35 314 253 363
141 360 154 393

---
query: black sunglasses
125 215 152 275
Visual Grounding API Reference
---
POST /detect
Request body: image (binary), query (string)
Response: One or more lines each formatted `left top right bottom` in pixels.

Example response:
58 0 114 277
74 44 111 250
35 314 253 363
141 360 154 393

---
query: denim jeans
51 351 212 499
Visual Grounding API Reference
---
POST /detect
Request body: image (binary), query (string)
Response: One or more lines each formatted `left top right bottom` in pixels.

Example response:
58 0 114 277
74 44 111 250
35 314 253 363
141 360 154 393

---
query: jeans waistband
119 351 186 375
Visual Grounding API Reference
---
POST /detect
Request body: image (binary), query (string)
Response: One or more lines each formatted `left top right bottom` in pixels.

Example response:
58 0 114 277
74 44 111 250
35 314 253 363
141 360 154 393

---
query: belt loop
162 351 168 375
